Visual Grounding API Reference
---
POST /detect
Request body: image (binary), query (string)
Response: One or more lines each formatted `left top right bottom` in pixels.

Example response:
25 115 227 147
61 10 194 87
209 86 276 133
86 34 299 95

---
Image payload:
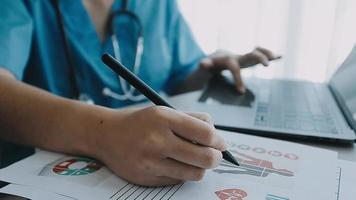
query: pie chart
52 158 102 176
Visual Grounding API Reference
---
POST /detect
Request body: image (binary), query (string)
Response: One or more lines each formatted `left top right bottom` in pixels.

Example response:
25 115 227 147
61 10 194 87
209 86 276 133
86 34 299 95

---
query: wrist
75 105 136 161
65 101 114 158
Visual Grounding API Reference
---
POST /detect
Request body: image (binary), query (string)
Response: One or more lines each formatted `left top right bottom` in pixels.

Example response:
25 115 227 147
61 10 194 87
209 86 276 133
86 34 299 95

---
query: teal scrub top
0 0 205 108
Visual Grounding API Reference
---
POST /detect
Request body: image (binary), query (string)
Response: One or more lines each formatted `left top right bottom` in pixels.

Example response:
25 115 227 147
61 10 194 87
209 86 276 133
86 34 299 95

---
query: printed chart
213 143 299 190
52 158 102 176
39 156 111 187
0 131 338 200
214 151 294 178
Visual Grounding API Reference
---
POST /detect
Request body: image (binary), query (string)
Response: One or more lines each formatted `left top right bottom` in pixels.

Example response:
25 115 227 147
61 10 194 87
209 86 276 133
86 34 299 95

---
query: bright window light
178 0 356 82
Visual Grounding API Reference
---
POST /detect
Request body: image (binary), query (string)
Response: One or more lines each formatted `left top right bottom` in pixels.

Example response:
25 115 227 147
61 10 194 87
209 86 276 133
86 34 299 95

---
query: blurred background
178 0 356 82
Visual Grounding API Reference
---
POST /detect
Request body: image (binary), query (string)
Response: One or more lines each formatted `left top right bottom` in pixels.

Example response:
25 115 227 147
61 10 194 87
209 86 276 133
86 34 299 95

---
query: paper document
0 130 338 200
0 183 73 200
2 159 354 200
335 160 356 200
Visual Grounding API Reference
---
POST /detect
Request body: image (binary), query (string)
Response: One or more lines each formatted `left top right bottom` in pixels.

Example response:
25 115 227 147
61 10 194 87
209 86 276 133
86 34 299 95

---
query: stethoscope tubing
53 0 146 103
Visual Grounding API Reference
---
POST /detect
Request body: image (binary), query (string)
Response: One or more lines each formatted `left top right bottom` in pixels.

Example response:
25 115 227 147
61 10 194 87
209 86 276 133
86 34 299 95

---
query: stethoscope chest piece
79 93 95 105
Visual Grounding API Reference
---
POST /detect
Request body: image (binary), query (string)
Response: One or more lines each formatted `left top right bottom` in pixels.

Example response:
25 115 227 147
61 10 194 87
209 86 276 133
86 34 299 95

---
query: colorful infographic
214 151 294 178
213 143 297 179
213 142 299 190
39 156 111 187
52 158 102 176
0 130 336 200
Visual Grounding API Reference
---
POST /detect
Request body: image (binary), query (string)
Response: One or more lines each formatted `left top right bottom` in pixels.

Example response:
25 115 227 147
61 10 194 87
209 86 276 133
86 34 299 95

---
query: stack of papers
0 130 354 200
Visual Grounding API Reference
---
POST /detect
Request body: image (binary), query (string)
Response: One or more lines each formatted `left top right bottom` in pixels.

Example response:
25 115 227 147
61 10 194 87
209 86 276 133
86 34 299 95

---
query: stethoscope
52 0 145 104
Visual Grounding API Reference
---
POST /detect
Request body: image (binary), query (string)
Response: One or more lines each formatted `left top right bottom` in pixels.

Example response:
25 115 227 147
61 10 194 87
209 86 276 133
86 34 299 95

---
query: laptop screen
329 45 356 130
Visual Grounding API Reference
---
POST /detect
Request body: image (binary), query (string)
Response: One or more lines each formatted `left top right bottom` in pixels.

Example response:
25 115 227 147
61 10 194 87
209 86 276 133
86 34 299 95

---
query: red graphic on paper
215 188 247 200
214 151 294 177
53 158 102 176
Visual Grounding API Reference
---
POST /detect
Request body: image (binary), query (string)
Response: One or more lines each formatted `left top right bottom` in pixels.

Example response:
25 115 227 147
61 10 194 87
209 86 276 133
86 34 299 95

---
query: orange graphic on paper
215 188 247 200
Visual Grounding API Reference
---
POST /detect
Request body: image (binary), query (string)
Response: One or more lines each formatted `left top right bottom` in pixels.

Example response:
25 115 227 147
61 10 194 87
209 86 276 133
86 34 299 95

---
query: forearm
0 69 227 186
0 70 109 156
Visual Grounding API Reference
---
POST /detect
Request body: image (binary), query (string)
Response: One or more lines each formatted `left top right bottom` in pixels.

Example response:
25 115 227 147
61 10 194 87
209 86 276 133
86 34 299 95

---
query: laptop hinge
328 83 356 133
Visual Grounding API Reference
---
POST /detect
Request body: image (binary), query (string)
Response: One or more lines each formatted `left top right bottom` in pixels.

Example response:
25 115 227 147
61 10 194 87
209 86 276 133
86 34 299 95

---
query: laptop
169 45 356 143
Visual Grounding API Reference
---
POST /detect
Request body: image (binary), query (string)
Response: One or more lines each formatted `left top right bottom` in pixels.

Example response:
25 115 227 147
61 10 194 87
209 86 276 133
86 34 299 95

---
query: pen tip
222 150 240 166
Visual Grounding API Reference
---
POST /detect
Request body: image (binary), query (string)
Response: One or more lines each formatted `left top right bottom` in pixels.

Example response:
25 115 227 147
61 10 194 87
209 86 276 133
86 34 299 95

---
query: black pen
101 53 239 166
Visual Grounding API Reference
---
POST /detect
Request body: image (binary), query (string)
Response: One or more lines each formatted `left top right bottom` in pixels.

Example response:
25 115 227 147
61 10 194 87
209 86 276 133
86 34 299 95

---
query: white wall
178 0 356 82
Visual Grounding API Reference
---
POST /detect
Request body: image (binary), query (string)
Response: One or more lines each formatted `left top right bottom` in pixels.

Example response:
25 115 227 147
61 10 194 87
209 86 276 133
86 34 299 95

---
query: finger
227 59 246 94
199 57 214 69
156 158 206 181
250 50 269 66
186 112 214 126
256 47 281 60
168 111 226 150
166 136 223 169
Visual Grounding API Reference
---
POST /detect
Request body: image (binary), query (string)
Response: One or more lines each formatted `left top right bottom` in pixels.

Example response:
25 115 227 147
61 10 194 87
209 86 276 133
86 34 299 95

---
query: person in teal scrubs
0 0 279 186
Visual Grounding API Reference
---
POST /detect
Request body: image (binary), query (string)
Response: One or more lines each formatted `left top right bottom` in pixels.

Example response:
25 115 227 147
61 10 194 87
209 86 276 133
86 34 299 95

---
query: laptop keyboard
254 81 338 134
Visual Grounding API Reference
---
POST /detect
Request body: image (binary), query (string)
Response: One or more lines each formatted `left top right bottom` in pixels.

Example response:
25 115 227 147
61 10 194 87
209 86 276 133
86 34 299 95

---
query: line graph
213 151 294 178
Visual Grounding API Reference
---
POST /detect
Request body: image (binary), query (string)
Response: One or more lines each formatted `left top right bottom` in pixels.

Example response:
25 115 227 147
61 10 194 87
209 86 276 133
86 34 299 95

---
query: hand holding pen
97 105 228 186
99 55 238 185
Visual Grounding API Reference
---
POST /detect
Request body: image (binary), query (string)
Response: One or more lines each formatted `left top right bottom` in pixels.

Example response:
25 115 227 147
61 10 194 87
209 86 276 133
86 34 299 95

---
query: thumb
199 57 214 69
